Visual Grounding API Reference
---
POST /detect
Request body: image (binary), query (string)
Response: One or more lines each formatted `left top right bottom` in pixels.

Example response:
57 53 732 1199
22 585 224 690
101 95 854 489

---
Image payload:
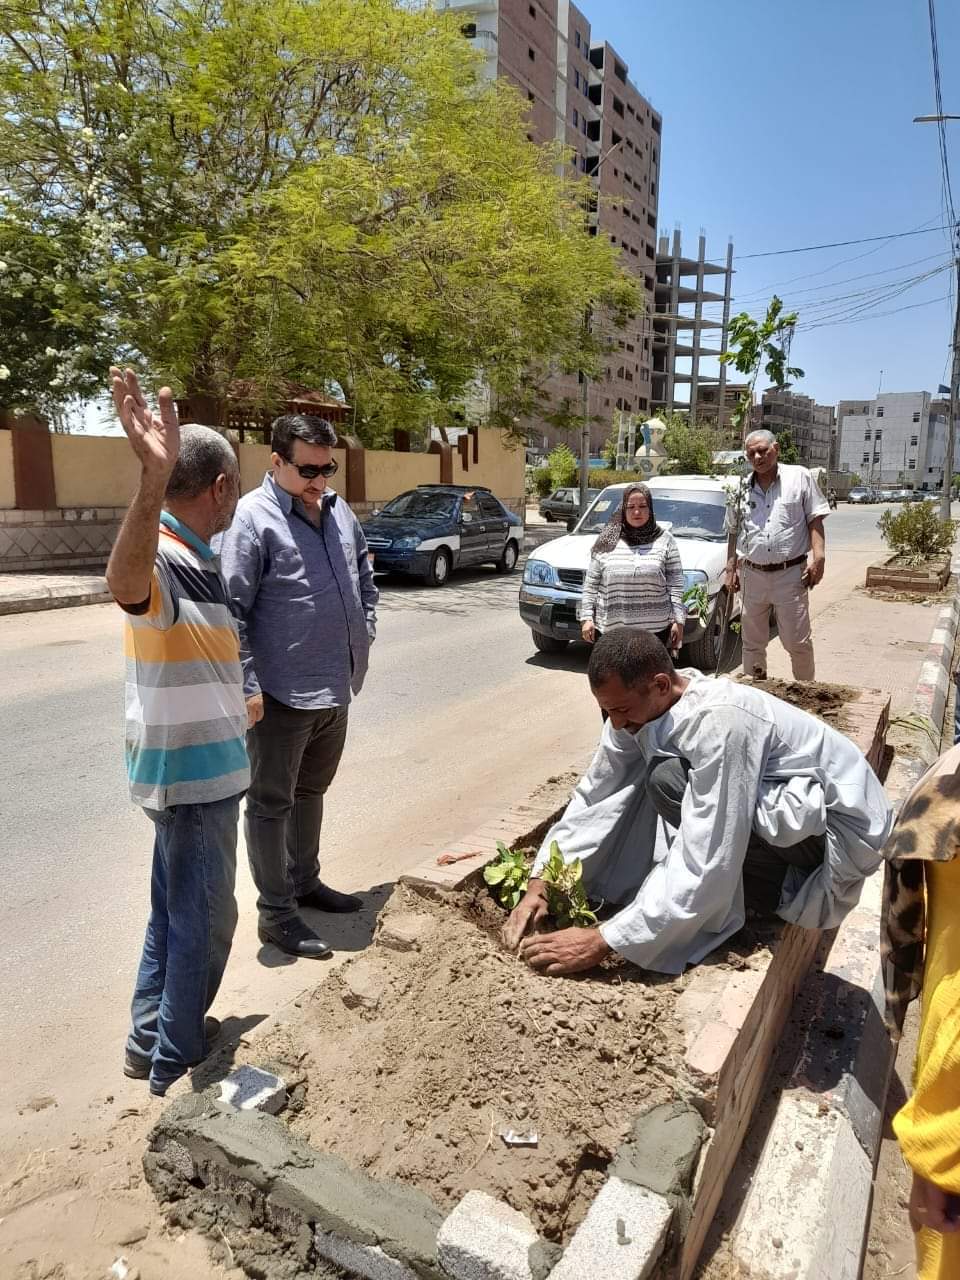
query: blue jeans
126 793 240 1092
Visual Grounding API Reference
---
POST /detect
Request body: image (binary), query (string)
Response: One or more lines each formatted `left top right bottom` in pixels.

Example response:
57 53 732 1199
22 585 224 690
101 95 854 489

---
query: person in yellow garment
883 743 960 1278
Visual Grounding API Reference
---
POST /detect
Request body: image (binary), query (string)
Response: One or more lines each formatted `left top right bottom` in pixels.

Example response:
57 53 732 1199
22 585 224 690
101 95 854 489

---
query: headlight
682 570 708 592
523 559 558 587
394 536 419 550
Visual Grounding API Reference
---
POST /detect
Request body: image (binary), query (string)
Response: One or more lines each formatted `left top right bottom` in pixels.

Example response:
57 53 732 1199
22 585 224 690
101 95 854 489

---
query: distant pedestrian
725 430 829 681
105 368 248 1096
219 414 378 960
579 484 684 655
883 745 960 1279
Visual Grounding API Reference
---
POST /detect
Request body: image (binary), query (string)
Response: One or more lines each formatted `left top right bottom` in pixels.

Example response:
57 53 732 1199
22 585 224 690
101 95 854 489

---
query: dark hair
271 413 338 456
165 425 238 501
588 627 673 690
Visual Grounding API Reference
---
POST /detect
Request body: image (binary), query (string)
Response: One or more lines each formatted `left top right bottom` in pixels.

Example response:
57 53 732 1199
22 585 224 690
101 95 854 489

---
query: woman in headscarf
578 483 685 653
883 743 960 1279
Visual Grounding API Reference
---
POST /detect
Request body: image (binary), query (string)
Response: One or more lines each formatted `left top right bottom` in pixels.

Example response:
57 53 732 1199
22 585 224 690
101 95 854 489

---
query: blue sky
587 0 960 406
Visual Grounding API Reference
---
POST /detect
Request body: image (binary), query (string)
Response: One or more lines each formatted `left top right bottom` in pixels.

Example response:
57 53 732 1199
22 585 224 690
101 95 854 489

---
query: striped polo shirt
120 512 250 810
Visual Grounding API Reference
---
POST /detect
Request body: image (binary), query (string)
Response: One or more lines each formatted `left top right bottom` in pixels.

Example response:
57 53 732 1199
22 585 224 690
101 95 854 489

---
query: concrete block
342 959 389 1011
437 1191 542 1280
547 1178 673 1280
731 1093 871 1280
316 1229 422 1280
378 912 437 953
612 1101 705 1200
218 1065 287 1114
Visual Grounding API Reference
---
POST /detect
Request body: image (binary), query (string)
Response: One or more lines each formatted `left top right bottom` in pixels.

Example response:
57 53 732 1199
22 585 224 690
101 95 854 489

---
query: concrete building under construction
652 232 734 426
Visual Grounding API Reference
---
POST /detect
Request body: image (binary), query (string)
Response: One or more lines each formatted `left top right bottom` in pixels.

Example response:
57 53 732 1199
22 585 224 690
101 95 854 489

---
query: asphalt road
0 503 894 1161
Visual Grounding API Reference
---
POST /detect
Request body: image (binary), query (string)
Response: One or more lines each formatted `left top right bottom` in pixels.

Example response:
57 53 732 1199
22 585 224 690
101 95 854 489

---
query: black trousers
646 756 824 914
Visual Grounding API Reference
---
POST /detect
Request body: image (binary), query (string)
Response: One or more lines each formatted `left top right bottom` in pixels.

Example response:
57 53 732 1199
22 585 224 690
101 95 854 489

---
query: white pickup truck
519 475 736 670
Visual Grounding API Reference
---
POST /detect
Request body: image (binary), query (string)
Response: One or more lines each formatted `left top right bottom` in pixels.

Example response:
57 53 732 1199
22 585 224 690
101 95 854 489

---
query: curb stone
727 558 960 1280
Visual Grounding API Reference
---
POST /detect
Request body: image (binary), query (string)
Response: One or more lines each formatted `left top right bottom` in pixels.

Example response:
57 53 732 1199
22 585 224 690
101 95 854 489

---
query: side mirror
371 509 380 518
566 517 577 532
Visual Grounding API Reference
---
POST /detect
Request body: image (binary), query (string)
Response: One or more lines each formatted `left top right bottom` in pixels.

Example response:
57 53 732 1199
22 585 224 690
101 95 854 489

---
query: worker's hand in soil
909 1173 960 1234
502 882 550 951
520 927 612 976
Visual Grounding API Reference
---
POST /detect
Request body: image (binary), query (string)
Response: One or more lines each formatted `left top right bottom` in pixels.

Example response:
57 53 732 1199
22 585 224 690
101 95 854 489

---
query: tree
660 413 715 475
719 296 804 441
0 0 638 440
775 429 800 464
546 443 578 489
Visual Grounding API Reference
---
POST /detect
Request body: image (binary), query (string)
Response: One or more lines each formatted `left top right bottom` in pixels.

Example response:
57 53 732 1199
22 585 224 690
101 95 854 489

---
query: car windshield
575 487 727 540
379 490 458 518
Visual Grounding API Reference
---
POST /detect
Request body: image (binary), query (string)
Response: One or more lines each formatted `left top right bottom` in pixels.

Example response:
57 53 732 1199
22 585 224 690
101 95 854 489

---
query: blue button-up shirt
217 474 378 709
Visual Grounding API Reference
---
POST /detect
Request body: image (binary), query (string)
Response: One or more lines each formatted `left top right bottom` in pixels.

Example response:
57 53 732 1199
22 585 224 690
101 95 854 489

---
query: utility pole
942 252 960 520
578 308 592 516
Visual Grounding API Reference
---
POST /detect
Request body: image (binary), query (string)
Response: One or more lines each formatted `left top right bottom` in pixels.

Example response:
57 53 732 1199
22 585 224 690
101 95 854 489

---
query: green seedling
540 841 598 929
483 841 532 910
682 582 709 626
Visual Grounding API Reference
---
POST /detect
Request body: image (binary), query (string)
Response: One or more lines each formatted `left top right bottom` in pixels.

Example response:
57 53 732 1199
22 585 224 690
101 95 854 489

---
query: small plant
547 443 578 490
682 582 709 626
540 841 598 929
878 503 958 566
533 466 553 497
483 841 532 909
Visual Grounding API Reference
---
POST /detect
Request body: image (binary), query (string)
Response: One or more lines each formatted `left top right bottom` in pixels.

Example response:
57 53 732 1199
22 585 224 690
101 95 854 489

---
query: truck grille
365 538 392 550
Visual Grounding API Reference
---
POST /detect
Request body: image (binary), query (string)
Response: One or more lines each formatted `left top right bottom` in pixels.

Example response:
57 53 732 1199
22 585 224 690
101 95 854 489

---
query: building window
582 119 587 135
876 406 884 417
572 108 579 127
528 90 535 101
575 30 581 49
528 46 535 61
910 435 918 446
864 429 871 440
613 95 625 118
614 59 627 83
862 454 870 465
913 411 921 423
529 2 536 14
909 460 917 470
573 69 579 89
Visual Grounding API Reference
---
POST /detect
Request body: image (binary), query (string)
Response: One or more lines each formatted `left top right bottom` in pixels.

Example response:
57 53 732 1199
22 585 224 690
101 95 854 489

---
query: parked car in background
362 485 522 587
891 488 913 502
538 487 602 522
879 489 898 503
847 487 875 504
519 476 736 670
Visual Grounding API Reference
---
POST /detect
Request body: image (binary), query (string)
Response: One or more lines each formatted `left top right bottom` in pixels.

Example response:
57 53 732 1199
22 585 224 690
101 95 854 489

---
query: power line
927 0 957 233
717 224 955 262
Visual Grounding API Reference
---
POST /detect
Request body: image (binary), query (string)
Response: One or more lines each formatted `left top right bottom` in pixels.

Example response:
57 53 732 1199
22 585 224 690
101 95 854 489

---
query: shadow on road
255 881 394 969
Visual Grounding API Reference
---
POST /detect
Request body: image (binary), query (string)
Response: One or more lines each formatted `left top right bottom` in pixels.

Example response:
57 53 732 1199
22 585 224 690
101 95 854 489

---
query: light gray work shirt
733 463 830 565
217 474 378 709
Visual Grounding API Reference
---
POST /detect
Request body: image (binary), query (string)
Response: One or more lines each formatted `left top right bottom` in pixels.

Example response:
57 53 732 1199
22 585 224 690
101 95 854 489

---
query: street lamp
914 111 960 518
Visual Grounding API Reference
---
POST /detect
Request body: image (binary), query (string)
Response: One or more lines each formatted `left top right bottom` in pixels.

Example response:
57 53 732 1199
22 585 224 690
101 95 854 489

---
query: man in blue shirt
219 414 378 958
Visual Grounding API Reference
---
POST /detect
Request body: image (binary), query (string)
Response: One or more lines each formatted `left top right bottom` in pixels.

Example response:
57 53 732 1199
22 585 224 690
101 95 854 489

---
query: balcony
468 28 498 55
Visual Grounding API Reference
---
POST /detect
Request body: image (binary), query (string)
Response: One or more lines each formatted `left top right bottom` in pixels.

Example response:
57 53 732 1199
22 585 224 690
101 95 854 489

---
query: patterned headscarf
881 745 960 1037
592 484 663 556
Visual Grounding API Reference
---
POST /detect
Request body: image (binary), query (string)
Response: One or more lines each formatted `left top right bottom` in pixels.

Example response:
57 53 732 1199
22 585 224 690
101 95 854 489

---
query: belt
744 554 806 573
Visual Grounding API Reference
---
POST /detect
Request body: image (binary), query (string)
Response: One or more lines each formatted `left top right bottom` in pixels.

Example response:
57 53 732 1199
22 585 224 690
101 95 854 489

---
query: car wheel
496 540 519 574
424 548 452 587
685 589 729 671
531 630 569 654
543 512 554 522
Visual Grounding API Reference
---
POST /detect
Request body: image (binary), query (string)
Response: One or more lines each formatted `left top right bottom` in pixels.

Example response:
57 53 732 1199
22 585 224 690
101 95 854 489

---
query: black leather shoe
258 916 333 958
297 882 363 914
123 1016 222 1079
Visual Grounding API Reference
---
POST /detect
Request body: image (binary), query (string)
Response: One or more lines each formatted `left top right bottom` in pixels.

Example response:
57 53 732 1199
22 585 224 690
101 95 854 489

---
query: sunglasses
281 456 339 480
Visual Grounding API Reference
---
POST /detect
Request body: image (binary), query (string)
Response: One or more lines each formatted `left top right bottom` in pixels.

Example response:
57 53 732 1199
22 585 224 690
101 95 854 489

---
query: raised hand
110 366 180 480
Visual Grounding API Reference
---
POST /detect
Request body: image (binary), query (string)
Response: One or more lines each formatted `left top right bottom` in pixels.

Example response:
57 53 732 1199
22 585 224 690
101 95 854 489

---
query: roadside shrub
547 443 578 489
533 466 553 497
878 503 958 565
579 467 642 489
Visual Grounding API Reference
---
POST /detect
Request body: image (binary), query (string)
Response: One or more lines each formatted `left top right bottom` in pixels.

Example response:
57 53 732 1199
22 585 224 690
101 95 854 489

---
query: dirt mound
745 677 859 730
251 884 683 1244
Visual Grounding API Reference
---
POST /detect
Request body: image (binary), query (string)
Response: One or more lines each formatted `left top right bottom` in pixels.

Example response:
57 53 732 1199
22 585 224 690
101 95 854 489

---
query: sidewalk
0 569 110 615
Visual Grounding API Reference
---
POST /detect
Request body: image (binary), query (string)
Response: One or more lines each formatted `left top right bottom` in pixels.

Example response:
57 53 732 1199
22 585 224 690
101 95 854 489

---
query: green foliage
0 0 639 435
547 443 578 489
540 841 598 929
660 413 715 475
482 839 597 928
682 582 709 625
878 504 958 565
720 296 803 440
775 429 801 465
601 434 618 468
580 467 639 488
483 842 532 911
533 466 554 497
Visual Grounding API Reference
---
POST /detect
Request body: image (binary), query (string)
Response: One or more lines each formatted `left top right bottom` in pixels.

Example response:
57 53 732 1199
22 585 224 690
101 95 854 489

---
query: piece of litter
436 851 483 866
500 1129 539 1148
110 1258 130 1280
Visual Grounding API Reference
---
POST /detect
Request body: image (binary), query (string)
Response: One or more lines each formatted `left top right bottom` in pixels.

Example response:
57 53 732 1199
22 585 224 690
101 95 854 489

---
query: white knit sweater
578 534 685 633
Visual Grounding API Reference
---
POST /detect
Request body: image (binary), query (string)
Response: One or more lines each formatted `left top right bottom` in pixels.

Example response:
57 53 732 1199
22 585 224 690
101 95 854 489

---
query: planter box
865 555 950 592
144 686 890 1280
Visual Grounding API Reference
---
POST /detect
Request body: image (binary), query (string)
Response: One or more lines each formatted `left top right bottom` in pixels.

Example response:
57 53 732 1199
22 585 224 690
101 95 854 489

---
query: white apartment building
836 391 947 491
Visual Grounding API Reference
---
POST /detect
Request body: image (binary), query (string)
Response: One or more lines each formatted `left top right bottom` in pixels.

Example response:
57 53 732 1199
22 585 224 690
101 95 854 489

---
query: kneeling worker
504 629 893 975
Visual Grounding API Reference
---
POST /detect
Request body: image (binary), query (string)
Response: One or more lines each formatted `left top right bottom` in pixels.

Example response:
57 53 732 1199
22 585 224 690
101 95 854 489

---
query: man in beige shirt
725 430 829 680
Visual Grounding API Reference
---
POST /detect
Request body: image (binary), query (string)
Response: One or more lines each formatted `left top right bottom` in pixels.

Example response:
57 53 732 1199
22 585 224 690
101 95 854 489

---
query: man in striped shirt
106 368 249 1096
